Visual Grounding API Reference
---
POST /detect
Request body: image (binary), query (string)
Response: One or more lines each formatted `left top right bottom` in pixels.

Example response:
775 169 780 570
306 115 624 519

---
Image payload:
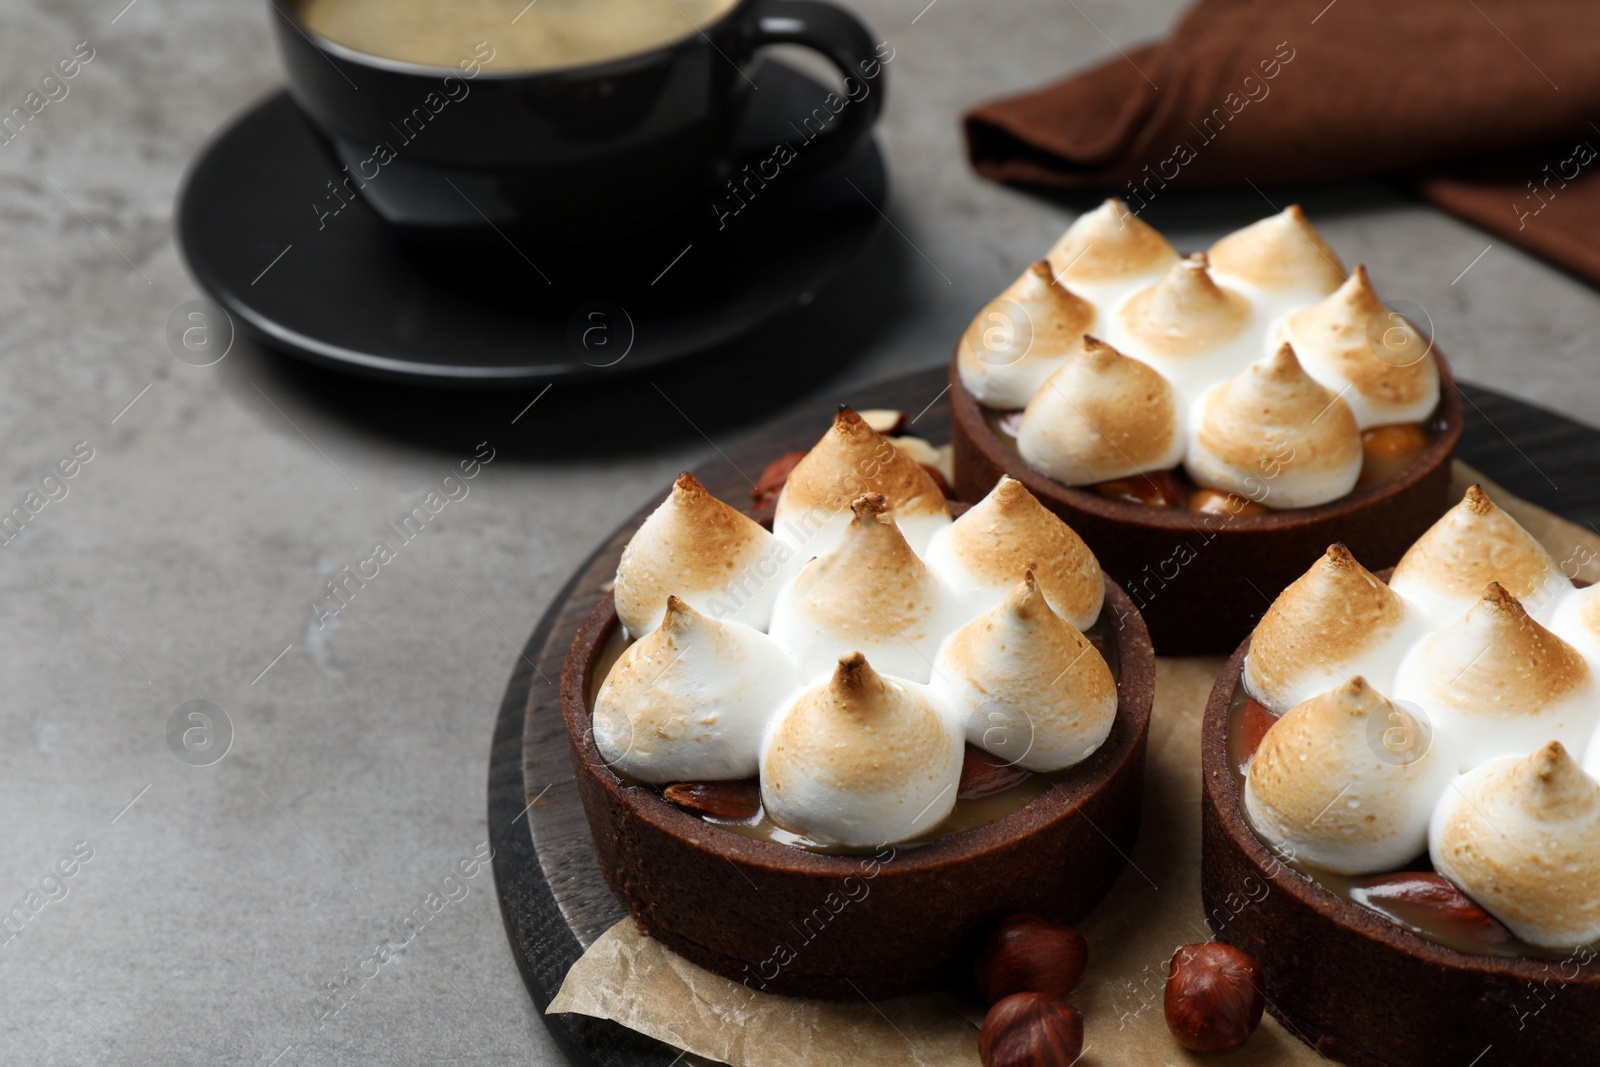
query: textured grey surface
1 0 1598 1063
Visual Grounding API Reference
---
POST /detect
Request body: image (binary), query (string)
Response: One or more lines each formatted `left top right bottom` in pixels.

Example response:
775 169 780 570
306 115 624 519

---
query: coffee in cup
296 0 742 72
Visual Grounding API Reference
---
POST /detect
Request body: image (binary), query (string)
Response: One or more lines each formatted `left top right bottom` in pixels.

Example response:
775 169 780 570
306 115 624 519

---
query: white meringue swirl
1244 485 1600 948
599 419 1116 849
959 202 1440 510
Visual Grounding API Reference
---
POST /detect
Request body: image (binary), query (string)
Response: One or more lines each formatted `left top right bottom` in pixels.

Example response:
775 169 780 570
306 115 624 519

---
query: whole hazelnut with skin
1164 942 1265 1053
974 913 1088 1003
979 992 1084 1067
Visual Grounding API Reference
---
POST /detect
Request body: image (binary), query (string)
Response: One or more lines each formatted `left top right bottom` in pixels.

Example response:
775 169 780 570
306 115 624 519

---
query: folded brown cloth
965 0 1600 284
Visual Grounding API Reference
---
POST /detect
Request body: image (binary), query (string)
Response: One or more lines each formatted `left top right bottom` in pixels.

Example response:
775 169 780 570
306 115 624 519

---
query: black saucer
176 61 887 385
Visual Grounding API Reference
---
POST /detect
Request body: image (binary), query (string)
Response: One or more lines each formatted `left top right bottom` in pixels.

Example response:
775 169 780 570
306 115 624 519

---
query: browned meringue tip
1307 543 1385 586
1431 583 1589 703
1515 741 1594 806
1049 199 1175 281
1324 542 1357 566
1282 205 1342 259
1461 483 1494 515
784 404 944 519
1477 580 1529 618
1265 342 1306 378
1153 253 1234 305
1303 265 1393 330
1027 259 1054 280
1339 263 1382 305
1000 569 1050 618
1532 740 1575 777
831 405 896 447
1209 205 1345 292
1297 675 1401 722
1394 484 1561 608
1091 197 1137 228
672 470 711 498
1335 675 1373 699
831 650 889 699
658 594 703 630
833 405 868 434
1122 252 1252 355
1078 334 1124 371
988 474 1036 512
848 492 890 520
837 649 868 674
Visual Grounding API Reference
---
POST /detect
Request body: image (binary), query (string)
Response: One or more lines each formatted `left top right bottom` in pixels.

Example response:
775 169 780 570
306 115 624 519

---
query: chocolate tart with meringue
562 410 1155 999
949 200 1461 654
1200 486 1600 1066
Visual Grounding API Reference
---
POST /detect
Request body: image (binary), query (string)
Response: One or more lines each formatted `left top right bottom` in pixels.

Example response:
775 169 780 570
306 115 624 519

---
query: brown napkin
965 0 1600 283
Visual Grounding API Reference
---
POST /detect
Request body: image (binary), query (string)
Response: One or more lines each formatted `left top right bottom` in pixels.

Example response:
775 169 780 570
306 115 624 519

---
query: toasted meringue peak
767 496 960 683
614 472 786 637
957 262 1098 409
1389 485 1569 626
773 407 950 555
1120 254 1252 358
1045 198 1177 287
761 653 963 847
1393 583 1596 771
1014 336 1185 488
924 476 1104 629
1431 742 1600 948
1186 344 1362 508
1282 266 1440 428
1208 205 1346 295
1245 677 1454 875
593 598 802 782
1245 544 1423 712
931 573 1116 771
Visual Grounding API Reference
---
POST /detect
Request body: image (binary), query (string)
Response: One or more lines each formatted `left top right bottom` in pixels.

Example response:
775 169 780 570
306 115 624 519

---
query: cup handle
743 0 885 176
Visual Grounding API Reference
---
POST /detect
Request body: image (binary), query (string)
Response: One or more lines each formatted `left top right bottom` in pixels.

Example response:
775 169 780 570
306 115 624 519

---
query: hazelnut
1093 469 1185 508
1361 423 1428 461
1357 423 1429 488
958 746 1032 800
974 913 1088 1003
1350 872 1511 945
662 780 761 822
979 992 1083 1067
1187 487 1270 517
751 450 807 507
1164 942 1265 1053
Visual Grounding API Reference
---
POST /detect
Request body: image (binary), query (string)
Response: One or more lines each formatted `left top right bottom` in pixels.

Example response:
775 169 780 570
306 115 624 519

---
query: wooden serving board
486 365 1600 1066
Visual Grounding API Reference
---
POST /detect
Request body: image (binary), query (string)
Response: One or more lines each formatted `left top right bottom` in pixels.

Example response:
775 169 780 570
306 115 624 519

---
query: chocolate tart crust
1201 641 1600 1067
562 575 1155 1000
949 352 1463 656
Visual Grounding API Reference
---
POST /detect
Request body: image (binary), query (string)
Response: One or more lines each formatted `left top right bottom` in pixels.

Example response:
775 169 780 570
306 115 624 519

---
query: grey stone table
2 0 1598 1063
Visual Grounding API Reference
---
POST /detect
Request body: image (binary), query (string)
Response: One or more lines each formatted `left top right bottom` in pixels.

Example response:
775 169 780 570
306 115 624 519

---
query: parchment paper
548 463 1600 1066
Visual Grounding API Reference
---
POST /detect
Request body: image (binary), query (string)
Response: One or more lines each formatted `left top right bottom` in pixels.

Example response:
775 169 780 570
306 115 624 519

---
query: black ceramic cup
271 0 885 250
